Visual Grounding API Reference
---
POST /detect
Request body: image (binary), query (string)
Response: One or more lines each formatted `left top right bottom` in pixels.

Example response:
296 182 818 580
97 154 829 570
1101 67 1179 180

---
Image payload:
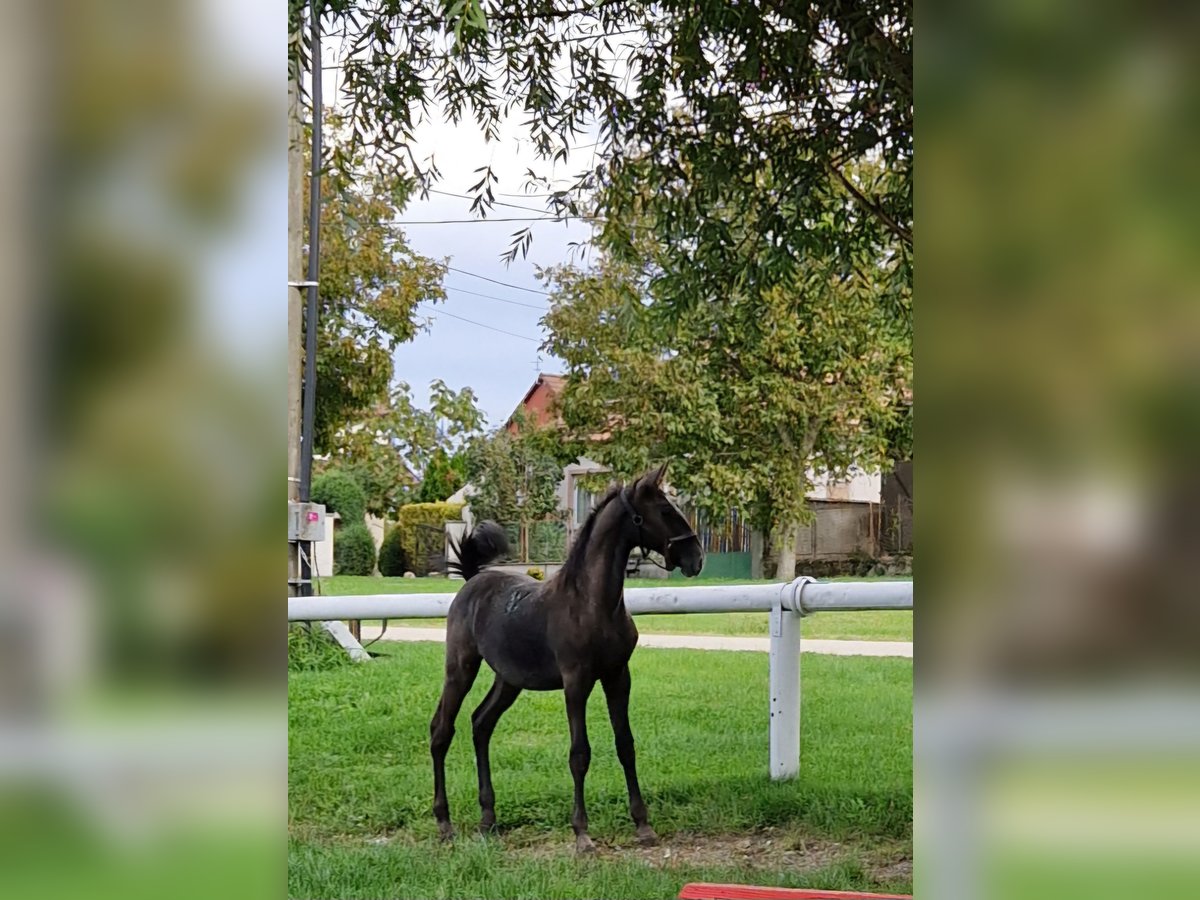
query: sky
319 36 603 429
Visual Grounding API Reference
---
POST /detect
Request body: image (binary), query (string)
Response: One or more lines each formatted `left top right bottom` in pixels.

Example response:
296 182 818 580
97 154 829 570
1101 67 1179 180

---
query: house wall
563 457 609 537
789 501 879 562
505 378 563 433
807 468 881 503
366 514 387 554
313 512 338 579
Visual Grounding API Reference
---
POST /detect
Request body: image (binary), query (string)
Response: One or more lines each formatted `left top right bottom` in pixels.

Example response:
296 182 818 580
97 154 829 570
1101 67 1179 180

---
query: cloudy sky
320 38 603 428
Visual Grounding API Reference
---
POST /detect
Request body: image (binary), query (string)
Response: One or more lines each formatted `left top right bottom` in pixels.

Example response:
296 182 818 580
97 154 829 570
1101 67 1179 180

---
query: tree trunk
773 522 800 581
750 529 765 579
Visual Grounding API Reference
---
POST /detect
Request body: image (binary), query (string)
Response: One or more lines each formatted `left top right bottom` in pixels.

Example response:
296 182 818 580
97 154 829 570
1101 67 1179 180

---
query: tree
414 448 468 502
324 379 485 518
310 468 368 526
311 1 910 309
464 415 564 559
541 165 911 576
303 126 448 452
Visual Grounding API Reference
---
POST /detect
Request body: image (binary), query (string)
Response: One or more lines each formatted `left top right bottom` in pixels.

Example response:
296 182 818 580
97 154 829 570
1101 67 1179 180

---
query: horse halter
619 487 698 571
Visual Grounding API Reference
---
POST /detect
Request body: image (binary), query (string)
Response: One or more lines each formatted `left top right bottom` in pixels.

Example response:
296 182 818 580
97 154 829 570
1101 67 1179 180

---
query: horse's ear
646 460 669 488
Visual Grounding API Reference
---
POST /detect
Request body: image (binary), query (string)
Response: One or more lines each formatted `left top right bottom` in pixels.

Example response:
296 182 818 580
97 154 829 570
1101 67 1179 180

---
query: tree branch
825 161 912 248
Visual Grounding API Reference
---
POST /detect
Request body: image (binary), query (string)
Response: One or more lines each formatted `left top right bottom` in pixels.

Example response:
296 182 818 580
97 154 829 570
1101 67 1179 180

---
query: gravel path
359 625 912 658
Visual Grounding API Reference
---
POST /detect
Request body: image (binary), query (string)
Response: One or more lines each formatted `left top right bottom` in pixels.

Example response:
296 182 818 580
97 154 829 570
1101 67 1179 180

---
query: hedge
334 522 376 576
396 502 464 576
311 469 366 526
378 525 409 577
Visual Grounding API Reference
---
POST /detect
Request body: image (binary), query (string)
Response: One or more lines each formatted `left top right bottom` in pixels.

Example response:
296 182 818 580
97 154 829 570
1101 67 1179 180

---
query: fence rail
287 577 913 780
286 578 911 622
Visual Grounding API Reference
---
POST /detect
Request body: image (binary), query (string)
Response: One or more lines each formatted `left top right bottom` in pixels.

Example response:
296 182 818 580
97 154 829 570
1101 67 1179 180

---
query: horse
430 463 705 853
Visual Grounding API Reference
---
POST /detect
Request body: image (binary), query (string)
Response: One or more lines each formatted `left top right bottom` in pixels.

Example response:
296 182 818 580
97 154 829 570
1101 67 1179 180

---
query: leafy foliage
311 468 367 526
414 448 467 502
541 162 911 556
303 125 448 453
377 525 410 576
317 1 911 314
464 419 564 529
324 379 485 518
527 521 567 563
396 501 465 576
333 521 377 576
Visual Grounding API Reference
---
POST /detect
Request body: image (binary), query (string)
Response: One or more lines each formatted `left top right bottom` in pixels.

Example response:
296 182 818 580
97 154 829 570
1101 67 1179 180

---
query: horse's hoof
478 822 497 837
635 825 659 846
575 833 597 855
437 823 455 842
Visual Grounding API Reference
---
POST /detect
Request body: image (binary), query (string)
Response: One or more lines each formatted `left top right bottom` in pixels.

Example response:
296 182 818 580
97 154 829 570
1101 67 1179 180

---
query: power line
387 214 598 224
496 190 567 198
428 187 579 216
446 285 547 310
446 266 550 295
422 306 541 343
326 27 647 69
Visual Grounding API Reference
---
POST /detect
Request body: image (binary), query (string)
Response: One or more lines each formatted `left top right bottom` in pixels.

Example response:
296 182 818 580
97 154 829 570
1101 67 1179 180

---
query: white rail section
287 577 913 780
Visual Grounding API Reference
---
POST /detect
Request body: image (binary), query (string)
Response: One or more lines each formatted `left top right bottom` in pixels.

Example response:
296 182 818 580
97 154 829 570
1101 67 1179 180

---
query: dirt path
359 625 913 658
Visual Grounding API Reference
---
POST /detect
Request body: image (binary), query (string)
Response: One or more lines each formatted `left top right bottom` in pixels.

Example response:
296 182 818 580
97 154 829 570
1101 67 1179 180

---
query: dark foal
429 464 704 853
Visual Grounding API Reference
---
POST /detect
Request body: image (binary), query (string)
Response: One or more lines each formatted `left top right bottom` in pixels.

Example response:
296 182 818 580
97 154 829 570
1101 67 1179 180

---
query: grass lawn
316 575 913 642
288 641 912 898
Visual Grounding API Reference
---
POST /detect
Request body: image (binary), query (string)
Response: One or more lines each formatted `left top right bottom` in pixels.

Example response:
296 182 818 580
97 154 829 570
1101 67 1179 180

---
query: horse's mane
556 481 623 587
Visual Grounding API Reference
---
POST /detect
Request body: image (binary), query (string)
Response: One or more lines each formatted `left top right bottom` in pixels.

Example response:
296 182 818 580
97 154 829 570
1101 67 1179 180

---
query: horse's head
623 462 705 577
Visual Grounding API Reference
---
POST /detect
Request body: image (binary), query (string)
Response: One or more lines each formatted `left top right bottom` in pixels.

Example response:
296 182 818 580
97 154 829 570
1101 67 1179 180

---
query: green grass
317 576 913 642
288 624 354 672
288 838 904 900
288 642 912 898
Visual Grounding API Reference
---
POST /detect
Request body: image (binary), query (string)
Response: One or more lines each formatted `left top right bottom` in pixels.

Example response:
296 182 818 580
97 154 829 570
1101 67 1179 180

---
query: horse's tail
446 520 509 581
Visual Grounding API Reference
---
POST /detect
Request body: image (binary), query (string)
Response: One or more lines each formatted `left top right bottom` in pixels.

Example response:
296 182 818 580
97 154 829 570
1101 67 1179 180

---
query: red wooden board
678 884 911 900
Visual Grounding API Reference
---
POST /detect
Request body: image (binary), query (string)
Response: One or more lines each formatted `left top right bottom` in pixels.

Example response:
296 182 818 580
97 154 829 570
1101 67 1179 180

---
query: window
574 483 594 528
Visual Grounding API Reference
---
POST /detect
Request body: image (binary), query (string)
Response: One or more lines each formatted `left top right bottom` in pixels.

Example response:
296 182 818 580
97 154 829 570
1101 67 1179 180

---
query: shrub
334 522 376 575
378 525 409 577
311 469 366 526
396 502 464 576
528 520 567 562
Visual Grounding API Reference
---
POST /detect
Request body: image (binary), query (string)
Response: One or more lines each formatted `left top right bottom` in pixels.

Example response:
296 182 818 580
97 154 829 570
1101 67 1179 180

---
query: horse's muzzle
678 550 704 578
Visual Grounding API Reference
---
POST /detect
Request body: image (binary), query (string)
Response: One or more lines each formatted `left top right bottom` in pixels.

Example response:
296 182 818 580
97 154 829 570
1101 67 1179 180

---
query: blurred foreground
921 3 1200 898
0 2 280 898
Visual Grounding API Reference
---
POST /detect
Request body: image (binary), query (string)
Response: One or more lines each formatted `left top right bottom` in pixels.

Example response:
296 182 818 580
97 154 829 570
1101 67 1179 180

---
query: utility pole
287 38 304 593
289 47 307 592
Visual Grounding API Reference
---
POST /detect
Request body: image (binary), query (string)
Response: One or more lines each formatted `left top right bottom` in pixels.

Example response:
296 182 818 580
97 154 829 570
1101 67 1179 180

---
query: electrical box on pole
288 502 327 543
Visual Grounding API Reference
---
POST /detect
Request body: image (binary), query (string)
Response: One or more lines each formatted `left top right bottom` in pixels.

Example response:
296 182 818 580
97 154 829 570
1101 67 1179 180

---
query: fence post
769 577 816 780
769 593 802 780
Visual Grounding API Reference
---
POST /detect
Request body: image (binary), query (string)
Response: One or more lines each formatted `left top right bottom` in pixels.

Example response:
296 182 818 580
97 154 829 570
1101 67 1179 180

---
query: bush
311 469 366 526
528 520 567 562
396 502 464 576
334 522 376 575
378 525 409 577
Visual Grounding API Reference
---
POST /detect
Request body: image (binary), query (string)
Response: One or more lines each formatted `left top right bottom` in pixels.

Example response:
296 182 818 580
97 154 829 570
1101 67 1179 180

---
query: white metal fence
286 577 913 780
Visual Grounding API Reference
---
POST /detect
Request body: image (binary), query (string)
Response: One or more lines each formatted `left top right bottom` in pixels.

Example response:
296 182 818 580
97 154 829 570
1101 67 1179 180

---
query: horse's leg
602 664 657 845
430 636 481 841
563 673 597 853
470 675 522 834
